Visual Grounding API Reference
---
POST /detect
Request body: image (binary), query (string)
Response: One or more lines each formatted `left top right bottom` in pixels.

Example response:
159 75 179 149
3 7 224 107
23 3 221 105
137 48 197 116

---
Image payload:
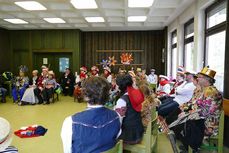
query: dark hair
116 74 133 94
82 76 110 105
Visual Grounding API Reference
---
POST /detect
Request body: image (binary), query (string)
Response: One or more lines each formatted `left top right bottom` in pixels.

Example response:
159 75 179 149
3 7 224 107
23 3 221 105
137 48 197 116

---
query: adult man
60 68 75 96
157 71 196 117
147 68 158 84
171 67 222 153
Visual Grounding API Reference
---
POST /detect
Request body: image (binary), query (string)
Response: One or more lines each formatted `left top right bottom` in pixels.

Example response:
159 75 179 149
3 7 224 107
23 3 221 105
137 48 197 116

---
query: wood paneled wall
0 28 10 73
9 30 81 75
82 30 166 74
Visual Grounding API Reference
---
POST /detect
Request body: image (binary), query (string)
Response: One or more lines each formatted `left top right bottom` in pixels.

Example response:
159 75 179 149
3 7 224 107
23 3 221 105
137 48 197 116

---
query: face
19 71 24 77
176 73 184 81
160 77 165 81
92 70 97 75
32 71 38 77
65 69 70 74
193 78 198 86
104 70 109 75
48 74 53 79
151 71 155 75
197 74 208 87
185 74 193 82
80 70 85 74
43 70 48 76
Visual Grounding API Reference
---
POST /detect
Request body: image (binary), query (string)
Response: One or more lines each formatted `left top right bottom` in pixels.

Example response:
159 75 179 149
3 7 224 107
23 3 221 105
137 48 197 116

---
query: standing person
147 68 158 84
34 66 49 104
0 117 18 153
114 74 144 144
12 65 29 103
60 68 75 96
61 77 121 153
0 74 7 103
19 70 39 105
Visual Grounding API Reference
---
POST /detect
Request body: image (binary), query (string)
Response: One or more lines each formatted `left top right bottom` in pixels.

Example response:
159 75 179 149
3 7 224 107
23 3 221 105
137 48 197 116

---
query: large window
205 0 226 91
184 18 194 72
171 30 177 79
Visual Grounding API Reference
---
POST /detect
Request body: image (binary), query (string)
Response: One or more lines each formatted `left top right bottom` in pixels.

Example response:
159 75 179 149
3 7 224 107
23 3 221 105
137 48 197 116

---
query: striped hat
177 66 185 74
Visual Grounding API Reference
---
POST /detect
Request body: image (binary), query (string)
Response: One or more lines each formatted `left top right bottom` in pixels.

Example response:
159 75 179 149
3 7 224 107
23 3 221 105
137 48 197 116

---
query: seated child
42 71 57 104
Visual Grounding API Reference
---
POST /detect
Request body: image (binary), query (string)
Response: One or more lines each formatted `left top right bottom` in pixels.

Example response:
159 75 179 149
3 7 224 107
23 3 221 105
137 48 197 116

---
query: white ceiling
0 0 195 31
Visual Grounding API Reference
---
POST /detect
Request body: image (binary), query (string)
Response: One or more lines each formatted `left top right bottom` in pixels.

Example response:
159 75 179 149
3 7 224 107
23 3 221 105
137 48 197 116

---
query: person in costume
147 68 158 84
156 75 170 97
0 117 18 153
74 66 88 102
19 70 39 105
42 71 58 104
170 67 222 152
60 68 75 96
114 74 144 144
61 77 121 153
12 65 29 103
169 66 185 95
0 74 7 103
103 66 112 83
90 66 99 77
34 66 49 104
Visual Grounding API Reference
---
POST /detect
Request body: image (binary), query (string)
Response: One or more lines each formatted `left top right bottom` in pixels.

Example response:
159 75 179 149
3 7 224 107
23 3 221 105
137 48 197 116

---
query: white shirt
157 84 170 95
173 81 196 105
147 74 158 84
61 104 121 153
106 75 112 83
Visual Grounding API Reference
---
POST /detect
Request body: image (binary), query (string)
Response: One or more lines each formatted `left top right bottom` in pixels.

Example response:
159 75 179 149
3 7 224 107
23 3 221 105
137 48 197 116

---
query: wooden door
33 52 72 81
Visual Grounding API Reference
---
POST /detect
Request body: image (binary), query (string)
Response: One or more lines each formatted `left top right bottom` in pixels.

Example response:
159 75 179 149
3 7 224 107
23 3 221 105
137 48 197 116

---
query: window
205 0 226 92
59 58 69 72
171 30 177 79
183 18 194 72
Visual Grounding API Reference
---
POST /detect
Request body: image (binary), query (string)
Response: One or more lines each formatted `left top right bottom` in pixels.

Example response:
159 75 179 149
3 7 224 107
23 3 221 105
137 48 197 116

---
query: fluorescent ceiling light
128 0 154 8
71 0 97 9
128 16 147 22
85 17 104 23
15 1 47 10
4 19 28 24
43 18 66 23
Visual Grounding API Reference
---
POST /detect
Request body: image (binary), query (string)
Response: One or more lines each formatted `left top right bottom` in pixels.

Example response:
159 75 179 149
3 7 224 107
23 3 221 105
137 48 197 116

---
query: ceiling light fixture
15 1 47 10
85 17 105 22
43 18 66 23
4 19 28 24
128 0 154 8
70 0 98 9
128 16 147 22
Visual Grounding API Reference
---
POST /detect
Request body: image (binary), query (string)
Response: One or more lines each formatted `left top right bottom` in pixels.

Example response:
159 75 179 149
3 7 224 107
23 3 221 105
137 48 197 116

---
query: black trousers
42 88 54 102
34 88 43 103
171 119 205 151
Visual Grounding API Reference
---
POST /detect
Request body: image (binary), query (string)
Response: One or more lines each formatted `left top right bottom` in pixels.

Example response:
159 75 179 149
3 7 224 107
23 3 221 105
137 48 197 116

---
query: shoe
43 101 47 105
179 145 187 151
49 98 53 103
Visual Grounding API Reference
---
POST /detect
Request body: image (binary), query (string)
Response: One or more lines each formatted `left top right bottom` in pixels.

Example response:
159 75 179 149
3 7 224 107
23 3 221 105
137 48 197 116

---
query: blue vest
71 107 120 153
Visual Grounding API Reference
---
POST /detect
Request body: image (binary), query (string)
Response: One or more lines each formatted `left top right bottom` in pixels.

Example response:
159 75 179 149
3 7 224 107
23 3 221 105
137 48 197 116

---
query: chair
124 108 158 153
102 140 123 153
4 81 12 97
188 110 224 153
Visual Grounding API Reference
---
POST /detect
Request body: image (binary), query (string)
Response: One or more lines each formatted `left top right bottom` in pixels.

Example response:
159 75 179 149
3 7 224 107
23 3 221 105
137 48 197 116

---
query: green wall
9 29 81 75
0 28 10 73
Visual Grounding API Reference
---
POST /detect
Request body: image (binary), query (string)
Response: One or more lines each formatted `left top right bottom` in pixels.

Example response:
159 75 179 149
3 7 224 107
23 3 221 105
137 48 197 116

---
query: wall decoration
120 53 133 65
108 56 117 66
100 59 109 68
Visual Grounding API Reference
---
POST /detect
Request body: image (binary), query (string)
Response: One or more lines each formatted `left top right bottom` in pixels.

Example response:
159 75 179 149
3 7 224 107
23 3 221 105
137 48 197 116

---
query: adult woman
61 77 121 153
19 70 39 105
114 74 144 144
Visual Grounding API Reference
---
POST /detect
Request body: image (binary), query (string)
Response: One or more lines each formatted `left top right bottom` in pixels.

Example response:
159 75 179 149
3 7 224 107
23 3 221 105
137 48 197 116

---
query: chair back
223 98 229 117
102 139 123 153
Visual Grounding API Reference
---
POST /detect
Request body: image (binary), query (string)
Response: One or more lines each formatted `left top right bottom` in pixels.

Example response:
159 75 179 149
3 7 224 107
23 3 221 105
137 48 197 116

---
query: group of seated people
60 65 222 153
0 65 59 105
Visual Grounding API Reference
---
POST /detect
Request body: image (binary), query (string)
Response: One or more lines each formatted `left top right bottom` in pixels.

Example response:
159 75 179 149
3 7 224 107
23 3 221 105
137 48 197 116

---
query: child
42 71 57 104
0 74 7 103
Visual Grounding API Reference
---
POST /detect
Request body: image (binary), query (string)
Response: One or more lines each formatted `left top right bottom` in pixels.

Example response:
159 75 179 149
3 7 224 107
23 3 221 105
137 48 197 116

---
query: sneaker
49 98 53 103
43 101 47 105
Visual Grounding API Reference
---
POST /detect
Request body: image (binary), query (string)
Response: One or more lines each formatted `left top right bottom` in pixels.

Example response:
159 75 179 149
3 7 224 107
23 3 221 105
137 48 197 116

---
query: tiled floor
1 96 229 153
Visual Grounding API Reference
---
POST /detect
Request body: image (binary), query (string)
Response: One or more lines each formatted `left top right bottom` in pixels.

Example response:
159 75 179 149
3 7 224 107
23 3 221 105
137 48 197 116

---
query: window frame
204 0 227 66
183 18 194 68
171 30 177 77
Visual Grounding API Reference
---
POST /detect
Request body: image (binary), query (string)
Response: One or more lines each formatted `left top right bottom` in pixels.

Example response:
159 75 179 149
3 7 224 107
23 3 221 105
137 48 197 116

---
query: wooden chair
188 110 224 153
124 108 158 153
102 140 123 153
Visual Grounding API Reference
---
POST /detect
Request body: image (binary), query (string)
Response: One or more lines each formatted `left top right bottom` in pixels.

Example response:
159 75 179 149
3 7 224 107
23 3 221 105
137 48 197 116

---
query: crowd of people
0 64 223 153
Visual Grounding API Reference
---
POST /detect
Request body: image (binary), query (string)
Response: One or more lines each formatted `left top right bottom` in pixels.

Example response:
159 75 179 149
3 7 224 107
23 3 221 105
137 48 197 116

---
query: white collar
87 104 103 109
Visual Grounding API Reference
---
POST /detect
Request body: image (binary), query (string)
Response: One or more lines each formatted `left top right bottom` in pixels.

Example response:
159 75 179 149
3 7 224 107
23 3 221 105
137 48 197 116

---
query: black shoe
179 145 187 151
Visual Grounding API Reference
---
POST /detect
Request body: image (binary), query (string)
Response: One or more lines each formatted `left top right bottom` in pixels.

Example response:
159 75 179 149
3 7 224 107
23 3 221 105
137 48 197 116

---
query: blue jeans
158 98 179 117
